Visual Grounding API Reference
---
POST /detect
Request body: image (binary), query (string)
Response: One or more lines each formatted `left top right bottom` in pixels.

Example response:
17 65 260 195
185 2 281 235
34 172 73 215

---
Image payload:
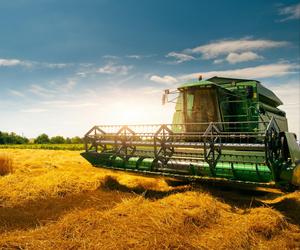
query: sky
0 0 299 138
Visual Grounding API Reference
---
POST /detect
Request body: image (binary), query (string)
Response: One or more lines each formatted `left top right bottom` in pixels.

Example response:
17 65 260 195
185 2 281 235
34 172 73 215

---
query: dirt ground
0 149 299 250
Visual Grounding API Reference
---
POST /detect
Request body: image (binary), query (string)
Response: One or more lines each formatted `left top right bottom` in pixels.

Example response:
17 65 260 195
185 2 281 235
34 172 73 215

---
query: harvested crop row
0 149 171 207
0 149 299 250
1 192 299 250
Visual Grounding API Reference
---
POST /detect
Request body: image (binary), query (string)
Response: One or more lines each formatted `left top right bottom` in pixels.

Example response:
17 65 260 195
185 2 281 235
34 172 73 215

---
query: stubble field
0 149 299 250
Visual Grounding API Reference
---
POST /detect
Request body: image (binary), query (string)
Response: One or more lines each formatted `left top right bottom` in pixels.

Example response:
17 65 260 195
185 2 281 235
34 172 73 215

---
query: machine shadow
99 175 279 209
99 175 192 199
271 196 300 226
0 188 133 233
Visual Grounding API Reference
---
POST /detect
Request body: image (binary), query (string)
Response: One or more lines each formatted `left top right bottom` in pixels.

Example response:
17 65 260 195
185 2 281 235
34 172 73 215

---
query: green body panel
192 162 271 182
81 151 273 183
137 158 154 170
112 156 125 168
126 157 140 169
81 152 155 171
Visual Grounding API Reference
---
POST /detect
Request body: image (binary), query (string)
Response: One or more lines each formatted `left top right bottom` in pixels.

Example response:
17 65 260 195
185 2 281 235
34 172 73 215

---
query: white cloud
64 102 98 108
62 79 77 91
42 63 69 69
278 3 300 22
76 72 87 77
270 82 300 136
79 63 94 68
29 78 77 98
0 58 72 69
9 89 25 97
179 63 299 81
150 63 298 84
126 55 142 59
42 100 98 108
102 55 120 60
166 52 195 64
150 75 178 85
213 59 224 64
97 62 132 75
216 52 264 64
0 58 23 67
20 108 48 113
186 38 288 59
226 51 263 64
29 84 56 98
126 54 155 60
41 100 70 105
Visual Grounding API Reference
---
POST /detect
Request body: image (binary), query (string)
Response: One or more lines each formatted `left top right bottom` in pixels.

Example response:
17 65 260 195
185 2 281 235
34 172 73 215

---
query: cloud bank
186 38 287 59
150 75 178 85
278 3 300 22
97 62 133 75
150 62 299 84
166 52 195 64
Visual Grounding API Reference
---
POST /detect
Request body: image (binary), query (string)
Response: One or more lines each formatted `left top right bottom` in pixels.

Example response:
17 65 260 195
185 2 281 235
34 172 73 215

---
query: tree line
0 131 83 145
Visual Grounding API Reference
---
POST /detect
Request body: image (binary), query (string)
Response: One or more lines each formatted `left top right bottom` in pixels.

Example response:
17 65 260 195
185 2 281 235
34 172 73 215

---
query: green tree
0 131 29 144
13 133 29 144
65 137 72 144
71 136 83 144
34 134 50 144
50 136 65 144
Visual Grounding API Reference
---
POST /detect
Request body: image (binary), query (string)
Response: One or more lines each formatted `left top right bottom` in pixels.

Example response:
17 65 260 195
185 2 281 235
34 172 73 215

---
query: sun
99 100 174 125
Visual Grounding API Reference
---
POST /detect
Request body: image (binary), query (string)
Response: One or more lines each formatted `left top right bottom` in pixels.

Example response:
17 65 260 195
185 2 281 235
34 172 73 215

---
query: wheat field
0 149 299 249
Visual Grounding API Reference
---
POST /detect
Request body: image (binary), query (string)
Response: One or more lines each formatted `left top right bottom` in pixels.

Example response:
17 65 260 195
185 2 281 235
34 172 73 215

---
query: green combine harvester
81 76 300 190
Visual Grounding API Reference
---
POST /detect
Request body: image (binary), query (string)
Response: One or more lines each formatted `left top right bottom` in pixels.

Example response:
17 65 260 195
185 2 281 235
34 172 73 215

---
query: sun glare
101 100 174 125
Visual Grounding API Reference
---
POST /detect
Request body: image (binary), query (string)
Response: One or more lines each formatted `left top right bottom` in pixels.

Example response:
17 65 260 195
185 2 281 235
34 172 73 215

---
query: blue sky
0 0 299 138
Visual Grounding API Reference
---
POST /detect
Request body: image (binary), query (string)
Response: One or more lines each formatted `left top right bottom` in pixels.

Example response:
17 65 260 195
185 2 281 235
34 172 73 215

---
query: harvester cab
81 76 300 190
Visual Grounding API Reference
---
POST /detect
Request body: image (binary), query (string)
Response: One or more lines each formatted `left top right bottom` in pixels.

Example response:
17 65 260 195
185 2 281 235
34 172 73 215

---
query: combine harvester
81 76 300 190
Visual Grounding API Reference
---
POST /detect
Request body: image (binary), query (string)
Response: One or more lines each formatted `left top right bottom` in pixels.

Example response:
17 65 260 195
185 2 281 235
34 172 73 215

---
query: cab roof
178 76 283 107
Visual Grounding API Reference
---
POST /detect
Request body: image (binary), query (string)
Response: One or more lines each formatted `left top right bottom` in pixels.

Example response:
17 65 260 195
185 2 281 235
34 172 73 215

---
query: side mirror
162 89 170 105
162 93 167 105
162 89 179 105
